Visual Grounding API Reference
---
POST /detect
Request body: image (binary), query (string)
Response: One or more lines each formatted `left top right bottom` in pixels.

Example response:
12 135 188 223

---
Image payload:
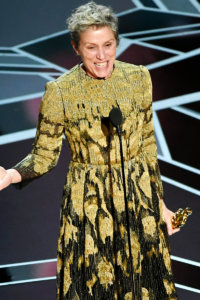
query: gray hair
66 1 119 48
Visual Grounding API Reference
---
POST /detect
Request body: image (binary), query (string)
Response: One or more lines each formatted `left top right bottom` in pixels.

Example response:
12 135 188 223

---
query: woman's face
73 26 117 79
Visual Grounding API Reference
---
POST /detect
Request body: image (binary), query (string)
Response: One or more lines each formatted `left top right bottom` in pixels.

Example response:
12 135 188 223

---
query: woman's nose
96 47 105 60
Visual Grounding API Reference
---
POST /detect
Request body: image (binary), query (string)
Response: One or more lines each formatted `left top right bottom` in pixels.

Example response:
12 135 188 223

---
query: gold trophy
171 207 192 229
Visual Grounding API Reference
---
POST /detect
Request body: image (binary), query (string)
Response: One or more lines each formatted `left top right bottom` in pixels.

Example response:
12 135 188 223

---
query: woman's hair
66 1 119 48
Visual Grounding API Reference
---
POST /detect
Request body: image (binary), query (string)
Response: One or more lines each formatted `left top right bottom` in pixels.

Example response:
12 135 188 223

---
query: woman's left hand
161 199 180 236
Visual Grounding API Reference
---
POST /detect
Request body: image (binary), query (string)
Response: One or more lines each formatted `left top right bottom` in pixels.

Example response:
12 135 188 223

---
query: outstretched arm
13 81 64 181
0 80 64 190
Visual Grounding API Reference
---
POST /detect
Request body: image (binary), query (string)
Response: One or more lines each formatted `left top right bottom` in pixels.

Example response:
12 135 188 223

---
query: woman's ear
71 42 80 56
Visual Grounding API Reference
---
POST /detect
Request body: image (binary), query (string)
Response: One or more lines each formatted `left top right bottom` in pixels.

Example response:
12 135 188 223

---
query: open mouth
95 62 108 68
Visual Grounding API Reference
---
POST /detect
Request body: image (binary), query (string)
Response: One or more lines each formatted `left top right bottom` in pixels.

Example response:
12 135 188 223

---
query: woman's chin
94 68 112 79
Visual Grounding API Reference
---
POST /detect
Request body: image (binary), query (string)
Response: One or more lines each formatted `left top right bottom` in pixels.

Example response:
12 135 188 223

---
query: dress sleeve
140 65 164 199
13 80 65 181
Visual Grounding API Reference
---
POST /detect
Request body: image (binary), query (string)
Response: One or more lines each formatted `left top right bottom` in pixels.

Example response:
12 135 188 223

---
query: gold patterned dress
14 61 178 299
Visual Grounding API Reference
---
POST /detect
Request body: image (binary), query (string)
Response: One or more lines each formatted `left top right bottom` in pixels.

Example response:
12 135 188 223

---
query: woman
0 2 180 299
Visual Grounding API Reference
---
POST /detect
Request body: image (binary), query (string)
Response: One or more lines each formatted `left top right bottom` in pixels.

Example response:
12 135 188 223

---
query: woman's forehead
79 26 116 43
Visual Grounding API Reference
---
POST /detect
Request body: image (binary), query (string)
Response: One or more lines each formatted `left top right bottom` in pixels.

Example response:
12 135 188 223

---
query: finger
172 228 181 234
0 166 7 180
168 227 174 236
0 173 12 191
167 221 180 235
169 228 180 236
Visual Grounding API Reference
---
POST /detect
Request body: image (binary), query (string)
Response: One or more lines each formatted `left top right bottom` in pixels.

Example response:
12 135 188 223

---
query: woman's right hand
0 167 22 191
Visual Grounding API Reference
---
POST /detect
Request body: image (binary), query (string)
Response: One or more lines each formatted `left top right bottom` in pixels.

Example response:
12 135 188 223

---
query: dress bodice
58 62 146 165
13 60 163 198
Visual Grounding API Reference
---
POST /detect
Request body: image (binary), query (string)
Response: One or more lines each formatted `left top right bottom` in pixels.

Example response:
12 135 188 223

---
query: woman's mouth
95 62 108 68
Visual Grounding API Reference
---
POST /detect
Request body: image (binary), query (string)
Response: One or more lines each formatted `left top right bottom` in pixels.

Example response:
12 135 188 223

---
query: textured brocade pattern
14 80 65 180
14 61 177 299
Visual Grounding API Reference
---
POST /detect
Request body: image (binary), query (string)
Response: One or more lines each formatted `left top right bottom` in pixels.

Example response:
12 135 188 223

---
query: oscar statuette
171 207 192 229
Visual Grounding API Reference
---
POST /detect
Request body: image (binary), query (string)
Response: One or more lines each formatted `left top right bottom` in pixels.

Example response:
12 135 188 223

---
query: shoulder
139 65 152 85
46 64 80 91
56 64 79 81
115 60 140 71
115 60 151 82
42 65 80 99
115 61 152 107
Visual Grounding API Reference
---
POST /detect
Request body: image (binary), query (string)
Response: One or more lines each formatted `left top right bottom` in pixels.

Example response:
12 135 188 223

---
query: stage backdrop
0 1 199 299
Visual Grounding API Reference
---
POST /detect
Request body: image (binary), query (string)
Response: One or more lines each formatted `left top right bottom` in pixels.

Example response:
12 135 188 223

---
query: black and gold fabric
14 61 177 299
